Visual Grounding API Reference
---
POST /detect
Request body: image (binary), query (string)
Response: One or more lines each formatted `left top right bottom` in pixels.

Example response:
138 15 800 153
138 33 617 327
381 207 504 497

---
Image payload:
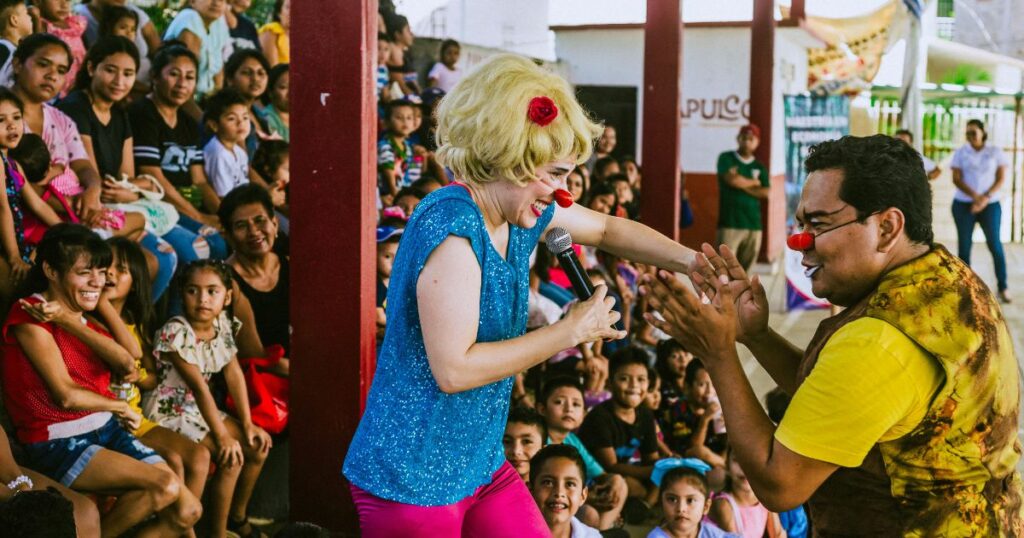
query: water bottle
708 395 726 434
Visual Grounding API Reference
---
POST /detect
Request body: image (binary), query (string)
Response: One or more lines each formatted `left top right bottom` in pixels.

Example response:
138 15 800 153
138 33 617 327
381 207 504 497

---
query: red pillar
290 0 377 531
640 0 682 241
790 0 806 21
750 0 783 261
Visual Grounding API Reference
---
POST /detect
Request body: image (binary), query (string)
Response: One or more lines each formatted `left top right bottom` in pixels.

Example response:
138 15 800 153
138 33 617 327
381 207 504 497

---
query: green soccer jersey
717 151 769 230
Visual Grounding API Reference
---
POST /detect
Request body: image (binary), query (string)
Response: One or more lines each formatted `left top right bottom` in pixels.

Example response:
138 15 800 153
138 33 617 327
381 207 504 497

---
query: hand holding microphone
545 227 626 344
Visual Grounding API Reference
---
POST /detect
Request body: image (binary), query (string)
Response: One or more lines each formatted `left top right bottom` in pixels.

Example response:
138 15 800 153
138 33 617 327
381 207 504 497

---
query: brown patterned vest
796 246 1023 537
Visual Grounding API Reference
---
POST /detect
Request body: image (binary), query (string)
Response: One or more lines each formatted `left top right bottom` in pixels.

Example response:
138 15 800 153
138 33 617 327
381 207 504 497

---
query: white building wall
415 0 556 60
554 26 808 175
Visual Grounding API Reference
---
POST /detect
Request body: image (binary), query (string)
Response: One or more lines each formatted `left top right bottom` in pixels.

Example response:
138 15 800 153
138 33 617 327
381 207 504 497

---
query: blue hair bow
650 457 713 486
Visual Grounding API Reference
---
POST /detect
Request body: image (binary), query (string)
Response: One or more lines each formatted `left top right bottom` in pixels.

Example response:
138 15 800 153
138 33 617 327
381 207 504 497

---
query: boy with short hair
0 0 33 86
529 444 603 538
537 376 605 481
538 376 629 531
378 100 421 203
503 406 547 482
203 89 253 201
578 347 661 507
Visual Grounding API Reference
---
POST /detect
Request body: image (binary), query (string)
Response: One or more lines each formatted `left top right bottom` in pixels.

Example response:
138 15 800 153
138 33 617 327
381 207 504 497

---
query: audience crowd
0 0 291 535
0 0 808 536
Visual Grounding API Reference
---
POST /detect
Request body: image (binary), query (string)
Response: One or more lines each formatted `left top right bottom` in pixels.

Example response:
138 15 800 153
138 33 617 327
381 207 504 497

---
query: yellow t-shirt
775 317 945 468
260 22 290 64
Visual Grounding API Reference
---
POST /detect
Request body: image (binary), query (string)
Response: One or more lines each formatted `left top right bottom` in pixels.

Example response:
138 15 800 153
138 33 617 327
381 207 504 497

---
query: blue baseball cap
376 226 404 243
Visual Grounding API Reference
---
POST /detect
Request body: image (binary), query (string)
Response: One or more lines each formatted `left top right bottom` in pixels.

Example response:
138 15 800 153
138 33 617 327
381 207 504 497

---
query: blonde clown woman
344 54 700 536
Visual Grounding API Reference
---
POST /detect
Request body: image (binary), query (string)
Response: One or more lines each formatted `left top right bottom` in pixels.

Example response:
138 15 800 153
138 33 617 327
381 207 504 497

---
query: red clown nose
787 232 814 251
554 189 574 208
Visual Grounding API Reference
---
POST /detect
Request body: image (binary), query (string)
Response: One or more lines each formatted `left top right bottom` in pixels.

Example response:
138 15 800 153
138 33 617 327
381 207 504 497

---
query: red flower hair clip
528 96 558 126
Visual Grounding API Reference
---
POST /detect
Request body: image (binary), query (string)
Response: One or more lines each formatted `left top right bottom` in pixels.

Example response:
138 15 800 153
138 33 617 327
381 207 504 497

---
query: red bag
226 345 289 434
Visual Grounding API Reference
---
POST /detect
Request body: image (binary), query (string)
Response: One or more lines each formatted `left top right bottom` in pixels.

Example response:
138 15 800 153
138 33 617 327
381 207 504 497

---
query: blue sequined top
343 185 555 505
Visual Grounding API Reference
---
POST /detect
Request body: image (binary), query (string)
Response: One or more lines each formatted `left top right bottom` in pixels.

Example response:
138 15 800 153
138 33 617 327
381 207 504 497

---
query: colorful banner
804 1 898 96
783 95 850 311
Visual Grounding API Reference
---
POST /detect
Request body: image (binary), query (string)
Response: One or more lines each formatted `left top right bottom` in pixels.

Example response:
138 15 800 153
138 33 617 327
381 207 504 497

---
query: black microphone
545 227 594 300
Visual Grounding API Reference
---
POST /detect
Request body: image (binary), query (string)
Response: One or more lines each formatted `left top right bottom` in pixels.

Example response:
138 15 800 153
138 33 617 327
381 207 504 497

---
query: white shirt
0 39 14 88
570 517 602 538
204 137 250 197
428 62 462 93
950 144 1009 202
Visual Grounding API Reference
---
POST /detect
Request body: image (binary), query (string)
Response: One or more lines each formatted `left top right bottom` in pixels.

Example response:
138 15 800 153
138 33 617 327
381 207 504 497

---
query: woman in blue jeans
56 36 225 299
950 119 1011 303
128 45 229 265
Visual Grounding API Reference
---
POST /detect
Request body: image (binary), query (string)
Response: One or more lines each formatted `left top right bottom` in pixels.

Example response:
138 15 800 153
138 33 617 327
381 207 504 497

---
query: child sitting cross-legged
648 462 739 538
536 375 628 531
529 443 603 538
503 406 547 483
578 346 664 520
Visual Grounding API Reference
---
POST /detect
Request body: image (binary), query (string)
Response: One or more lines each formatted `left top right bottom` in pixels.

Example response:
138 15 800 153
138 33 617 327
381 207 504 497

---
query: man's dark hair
529 443 587 485
506 405 547 441
0 488 76 537
893 129 913 143
804 135 933 245
539 375 584 406
218 183 275 229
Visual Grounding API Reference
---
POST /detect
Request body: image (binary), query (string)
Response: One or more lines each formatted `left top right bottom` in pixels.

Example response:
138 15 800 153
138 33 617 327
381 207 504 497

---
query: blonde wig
434 54 602 186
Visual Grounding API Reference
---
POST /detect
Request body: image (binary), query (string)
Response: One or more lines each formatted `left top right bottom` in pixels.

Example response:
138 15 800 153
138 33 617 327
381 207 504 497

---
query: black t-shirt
230 14 260 52
578 400 658 465
233 256 290 355
57 90 132 179
128 97 204 188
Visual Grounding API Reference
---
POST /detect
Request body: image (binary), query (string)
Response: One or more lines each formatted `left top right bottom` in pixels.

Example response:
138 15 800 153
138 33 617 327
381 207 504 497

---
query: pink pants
350 461 551 537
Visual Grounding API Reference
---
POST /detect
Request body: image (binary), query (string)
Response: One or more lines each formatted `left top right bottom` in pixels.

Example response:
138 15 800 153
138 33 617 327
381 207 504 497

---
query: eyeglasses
788 207 877 251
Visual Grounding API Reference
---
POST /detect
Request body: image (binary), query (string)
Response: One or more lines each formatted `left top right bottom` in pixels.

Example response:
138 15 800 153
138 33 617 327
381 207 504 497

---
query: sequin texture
343 186 556 505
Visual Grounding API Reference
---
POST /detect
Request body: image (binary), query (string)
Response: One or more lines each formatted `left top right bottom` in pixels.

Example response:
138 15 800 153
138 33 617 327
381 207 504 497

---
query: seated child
377 100 422 204
645 368 676 459
578 347 662 507
709 448 786 538
537 376 628 530
654 339 692 407
375 226 402 343
529 443 602 538
392 186 424 220
648 465 739 538
142 260 271 537
503 406 547 482
203 89 252 204
659 359 727 468
98 5 138 40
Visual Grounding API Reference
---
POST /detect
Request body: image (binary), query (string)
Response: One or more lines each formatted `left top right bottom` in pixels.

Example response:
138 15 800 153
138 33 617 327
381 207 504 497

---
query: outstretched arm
548 202 697 275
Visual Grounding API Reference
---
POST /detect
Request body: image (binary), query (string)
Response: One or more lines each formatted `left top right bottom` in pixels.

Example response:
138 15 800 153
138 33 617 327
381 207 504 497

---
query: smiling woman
0 224 200 536
343 53 701 537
